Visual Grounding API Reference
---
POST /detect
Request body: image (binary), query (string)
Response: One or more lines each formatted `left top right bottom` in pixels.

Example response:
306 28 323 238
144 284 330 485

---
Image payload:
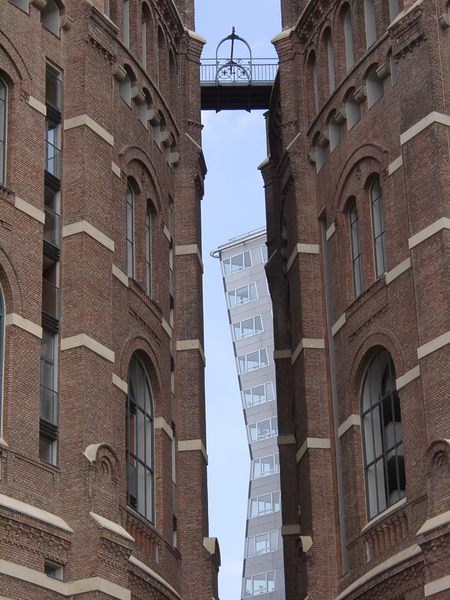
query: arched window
41 0 60 35
122 0 130 47
141 4 150 68
388 50 398 85
0 79 7 187
126 184 135 278
307 52 319 115
366 65 384 107
370 177 387 277
364 0 377 47
389 0 400 22
343 5 354 71
145 203 153 296
361 349 405 520
329 112 343 151
345 89 361 130
157 27 167 90
349 200 363 297
0 287 4 435
325 32 336 93
119 66 133 106
127 355 154 521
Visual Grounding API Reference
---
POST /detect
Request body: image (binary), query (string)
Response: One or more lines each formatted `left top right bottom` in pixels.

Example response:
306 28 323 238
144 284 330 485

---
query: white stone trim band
425 575 450 597
416 509 450 536
0 493 72 532
163 225 171 241
129 556 182 600
338 414 361 438
154 417 174 440
326 222 336 240
277 435 296 445
61 334 115 363
112 264 129 287
111 161 122 178
385 257 411 284
15 196 45 224
64 114 114 147
296 438 331 463
5 314 42 339
388 155 403 175
417 331 450 360
335 544 422 600
281 524 301 535
396 365 420 391
112 373 128 394
161 318 172 338
291 338 325 365
90 512 134 542
178 439 208 463
408 217 450 250
27 95 47 116
176 339 205 364
287 243 320 272
400 111 450 145
175 244 204 270
0 560 130 599
332 313 346 336
63 220 115 252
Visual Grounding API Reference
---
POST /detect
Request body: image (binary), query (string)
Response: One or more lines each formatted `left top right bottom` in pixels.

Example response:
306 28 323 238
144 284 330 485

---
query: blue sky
195 2 281 598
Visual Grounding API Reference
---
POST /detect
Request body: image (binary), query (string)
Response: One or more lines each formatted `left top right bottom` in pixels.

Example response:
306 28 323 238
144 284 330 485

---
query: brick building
0 1 219 599
260 0 450 598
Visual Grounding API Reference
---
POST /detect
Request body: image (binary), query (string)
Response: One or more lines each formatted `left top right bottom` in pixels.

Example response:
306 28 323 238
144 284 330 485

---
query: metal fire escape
200 28 278 112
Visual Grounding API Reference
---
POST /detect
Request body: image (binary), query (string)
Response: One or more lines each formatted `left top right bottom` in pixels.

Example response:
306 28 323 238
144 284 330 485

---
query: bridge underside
200 82 273 111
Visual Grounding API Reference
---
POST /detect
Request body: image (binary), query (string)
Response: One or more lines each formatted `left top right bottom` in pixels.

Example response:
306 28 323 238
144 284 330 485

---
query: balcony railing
200 59 278 86
42 279 60 320
44 206 60 248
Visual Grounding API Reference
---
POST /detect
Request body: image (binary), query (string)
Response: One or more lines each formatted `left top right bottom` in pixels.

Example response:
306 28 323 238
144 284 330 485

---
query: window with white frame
126 184 135 278
222 250 252 276
247 531 278 558
260 244 268 263
249 491 280 518
248 417 278 443
0 78 6 186
233 315 263 341
242 382 274 408
370 177 387 277
238 348 268 373
349 200 363 297
252 453 280 479
361 349 405 520
227 282 257 308
244 571 276 597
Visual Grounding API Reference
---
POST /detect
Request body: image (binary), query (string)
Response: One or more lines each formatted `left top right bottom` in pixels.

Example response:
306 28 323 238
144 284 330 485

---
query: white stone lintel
5 314 42 339
0 493 72 532
291 338 325 365
408 217 450 250
417 331 450 360
63 220 115 252
129 555 182 600
296 438 331 463
90 512 134 542
112 373 128 394
338 414 361 438
326 222 336 240
178 439 208 463
176 339 205 364
27 95 47 116
111 161 122 178
400 111 450 146
331 313 346 337
15 196 45 224
385 257 411 284
175 244 204 271
388 155 403 175
112 264 129 287
287 243 320 272
61 334 115 363
416 509 450 536
424 575 450 597
396 365 420 391
64 114 114 147
154 417 174 440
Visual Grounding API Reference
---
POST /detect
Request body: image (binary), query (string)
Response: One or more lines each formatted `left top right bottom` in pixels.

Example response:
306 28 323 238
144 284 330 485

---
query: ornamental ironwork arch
215 27 252 86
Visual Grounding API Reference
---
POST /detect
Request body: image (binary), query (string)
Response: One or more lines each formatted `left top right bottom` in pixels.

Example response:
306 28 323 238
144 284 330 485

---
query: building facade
261 0 450 598
214 229 285 600
0 1 219 599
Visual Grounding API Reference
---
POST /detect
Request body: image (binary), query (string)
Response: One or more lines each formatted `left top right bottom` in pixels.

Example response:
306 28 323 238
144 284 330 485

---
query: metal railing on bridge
200 28 278 112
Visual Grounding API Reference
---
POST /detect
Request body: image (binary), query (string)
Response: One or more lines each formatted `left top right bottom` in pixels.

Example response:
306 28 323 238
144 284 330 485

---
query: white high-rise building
213 228 285 600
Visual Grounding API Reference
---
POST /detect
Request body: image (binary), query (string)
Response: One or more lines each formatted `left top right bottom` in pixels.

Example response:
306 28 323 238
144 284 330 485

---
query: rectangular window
238 348 268 374
249 491 280 518
45 64 62 180
122 0 130 46
126 186 134 278
46 64 62 110
247 531 278 557
145 207 152 296
244 571 276 597
222 250 252 276
260 244 268 263
227 282 257 308
248 417 278 443
0 79 7 187
242 382 274 407
233 315 263 341
252 453 280 479
44 185 60 248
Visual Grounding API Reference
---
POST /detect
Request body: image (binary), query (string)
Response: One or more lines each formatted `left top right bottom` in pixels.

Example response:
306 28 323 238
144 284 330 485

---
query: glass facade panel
223 250 252 275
